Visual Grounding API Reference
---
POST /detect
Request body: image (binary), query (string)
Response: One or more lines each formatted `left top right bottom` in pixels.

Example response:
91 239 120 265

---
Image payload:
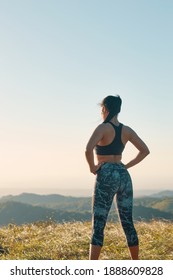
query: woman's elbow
144 147 150 157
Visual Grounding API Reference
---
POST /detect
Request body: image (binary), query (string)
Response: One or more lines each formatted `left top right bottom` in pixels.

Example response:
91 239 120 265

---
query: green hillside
134 197 173 213
0 201 91 225
0 220 173 260
1 192 173 216
1 201 173 226
147 198 173 213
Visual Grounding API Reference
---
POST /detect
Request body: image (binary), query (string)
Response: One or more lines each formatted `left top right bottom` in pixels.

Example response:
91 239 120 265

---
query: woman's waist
97 154 122 164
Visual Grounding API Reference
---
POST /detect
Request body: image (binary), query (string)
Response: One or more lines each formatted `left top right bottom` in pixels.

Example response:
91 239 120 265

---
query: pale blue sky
0 0 173 197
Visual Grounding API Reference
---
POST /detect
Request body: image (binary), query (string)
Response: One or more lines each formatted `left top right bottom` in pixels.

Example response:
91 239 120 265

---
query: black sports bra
95 122 125 155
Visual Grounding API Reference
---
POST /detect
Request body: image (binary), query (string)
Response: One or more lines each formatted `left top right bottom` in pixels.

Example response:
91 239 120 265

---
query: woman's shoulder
122 124 136 136
97 122 112 129
93 122 109 133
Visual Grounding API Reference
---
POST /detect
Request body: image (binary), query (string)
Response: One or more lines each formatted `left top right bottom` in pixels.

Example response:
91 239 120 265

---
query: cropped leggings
91 162 138 247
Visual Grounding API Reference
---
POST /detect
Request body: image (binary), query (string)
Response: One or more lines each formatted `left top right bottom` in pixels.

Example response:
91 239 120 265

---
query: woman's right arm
124 127 150 169
85 124 104 174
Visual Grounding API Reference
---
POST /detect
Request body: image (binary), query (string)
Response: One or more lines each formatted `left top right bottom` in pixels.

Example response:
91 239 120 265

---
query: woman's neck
110 116 119 125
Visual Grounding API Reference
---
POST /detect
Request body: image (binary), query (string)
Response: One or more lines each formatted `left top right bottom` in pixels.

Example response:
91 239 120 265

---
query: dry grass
0 220 173 260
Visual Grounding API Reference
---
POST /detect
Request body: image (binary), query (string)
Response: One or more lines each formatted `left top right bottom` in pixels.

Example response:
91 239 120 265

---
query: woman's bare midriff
97 154 122 164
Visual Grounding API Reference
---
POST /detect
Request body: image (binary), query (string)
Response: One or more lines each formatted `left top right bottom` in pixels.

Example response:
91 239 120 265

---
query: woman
85 95 150 260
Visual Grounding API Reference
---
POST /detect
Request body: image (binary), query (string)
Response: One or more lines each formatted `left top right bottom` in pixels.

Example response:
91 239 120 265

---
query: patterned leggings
91 162 138 247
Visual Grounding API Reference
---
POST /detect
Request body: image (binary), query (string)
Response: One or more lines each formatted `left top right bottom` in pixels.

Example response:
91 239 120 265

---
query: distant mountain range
134 190 173 213
149 190 173 198
0 193 91 211
0 190 173 226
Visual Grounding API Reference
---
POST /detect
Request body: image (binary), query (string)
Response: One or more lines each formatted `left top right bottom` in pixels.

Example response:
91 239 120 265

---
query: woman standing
85 95 150 260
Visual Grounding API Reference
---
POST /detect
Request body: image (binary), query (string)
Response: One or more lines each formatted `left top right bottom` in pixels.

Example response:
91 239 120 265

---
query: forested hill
0 191 173 225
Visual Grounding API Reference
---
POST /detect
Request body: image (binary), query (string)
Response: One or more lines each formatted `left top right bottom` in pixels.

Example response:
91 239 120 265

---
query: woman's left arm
125 127 150 169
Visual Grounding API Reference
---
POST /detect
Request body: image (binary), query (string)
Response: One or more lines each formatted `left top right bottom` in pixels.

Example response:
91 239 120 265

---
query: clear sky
0 0 173 197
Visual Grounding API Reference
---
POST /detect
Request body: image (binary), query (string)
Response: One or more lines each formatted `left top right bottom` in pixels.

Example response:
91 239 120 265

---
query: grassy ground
0 220 173 260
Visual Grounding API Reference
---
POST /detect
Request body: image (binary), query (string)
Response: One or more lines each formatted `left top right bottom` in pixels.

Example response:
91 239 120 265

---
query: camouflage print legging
91 162 138 247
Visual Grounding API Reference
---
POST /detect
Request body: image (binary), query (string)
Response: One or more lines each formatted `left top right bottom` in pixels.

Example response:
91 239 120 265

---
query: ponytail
103 110 116 123
102 95 122 123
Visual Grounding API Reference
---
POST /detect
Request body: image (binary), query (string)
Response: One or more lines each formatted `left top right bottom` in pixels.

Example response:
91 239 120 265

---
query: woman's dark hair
101 95 122 123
